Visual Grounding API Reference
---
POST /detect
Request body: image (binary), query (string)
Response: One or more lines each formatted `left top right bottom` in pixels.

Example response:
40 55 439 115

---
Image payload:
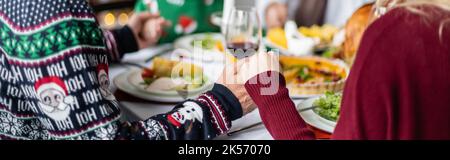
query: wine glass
224 7 262 59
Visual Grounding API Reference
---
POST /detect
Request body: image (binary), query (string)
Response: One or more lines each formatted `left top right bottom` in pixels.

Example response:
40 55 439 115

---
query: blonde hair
375 0 450 41
375 0 450 11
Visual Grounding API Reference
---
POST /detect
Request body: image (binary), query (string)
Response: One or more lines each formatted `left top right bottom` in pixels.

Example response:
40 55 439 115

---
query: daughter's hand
237 51 281 84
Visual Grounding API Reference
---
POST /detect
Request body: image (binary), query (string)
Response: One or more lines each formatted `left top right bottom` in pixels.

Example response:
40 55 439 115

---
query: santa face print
98 70 114 100
40 89 64 108
175 15 197 35
99 74 109 91
35 77 74 121
37 87 71 121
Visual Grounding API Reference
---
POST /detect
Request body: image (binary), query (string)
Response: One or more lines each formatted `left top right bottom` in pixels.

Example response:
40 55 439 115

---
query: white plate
174 33 226 62
127 70 213 96
113 69 213 103
290 94 322 99
297 97 336 133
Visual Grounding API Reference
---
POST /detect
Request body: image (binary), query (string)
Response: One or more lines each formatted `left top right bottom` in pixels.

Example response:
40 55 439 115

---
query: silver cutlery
120 62 147 69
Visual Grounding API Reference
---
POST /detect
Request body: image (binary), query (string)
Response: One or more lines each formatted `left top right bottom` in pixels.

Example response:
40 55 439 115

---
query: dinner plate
290 94 322 99
127 70 213 96
174 33 226 62
113 69 213 103
297 98 336 133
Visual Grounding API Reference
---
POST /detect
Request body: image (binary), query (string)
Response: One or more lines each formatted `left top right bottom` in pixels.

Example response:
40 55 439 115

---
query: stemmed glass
224 7 262 59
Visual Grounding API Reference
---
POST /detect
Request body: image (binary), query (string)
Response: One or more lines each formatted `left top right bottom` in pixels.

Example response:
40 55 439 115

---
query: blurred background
89 0 136 29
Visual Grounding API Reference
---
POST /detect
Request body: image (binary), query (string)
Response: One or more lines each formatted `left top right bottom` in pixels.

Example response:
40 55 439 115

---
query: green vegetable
141 77 156 85
321 47 339 58
297 66 312 81
313 91 342 121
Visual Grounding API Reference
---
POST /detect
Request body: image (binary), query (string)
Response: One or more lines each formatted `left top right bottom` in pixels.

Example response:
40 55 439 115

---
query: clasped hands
217 52 280 115
128 12 281 116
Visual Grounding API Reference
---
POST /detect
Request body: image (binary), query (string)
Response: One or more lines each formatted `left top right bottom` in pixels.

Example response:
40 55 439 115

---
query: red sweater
245 6 450 140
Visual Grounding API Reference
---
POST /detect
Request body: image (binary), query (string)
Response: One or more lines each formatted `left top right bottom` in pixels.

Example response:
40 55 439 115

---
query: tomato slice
141 69 154 78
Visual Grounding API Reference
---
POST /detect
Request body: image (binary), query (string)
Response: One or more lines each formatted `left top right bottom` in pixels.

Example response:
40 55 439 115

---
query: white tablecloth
109 45 304 140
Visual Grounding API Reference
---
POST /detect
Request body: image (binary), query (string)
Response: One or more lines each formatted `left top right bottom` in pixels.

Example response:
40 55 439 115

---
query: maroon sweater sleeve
245 71 316 140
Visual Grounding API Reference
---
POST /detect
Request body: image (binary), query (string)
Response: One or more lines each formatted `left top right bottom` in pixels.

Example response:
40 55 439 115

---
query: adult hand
265 2 288 29
217 52 281 114
128 12 170 49
237 51 282 96
217 61 256 115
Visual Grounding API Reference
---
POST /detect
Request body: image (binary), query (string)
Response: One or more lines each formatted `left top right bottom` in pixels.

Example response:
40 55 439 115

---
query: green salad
313 92 342 121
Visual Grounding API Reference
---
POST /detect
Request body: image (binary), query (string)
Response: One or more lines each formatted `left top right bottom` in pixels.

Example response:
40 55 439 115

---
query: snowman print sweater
0 0 242 140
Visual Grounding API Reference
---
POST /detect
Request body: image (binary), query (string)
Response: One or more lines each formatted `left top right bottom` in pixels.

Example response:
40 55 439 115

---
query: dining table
109 44 332 140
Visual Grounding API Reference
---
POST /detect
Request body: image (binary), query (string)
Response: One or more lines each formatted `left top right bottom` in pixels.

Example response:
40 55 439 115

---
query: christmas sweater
0 0 242 140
